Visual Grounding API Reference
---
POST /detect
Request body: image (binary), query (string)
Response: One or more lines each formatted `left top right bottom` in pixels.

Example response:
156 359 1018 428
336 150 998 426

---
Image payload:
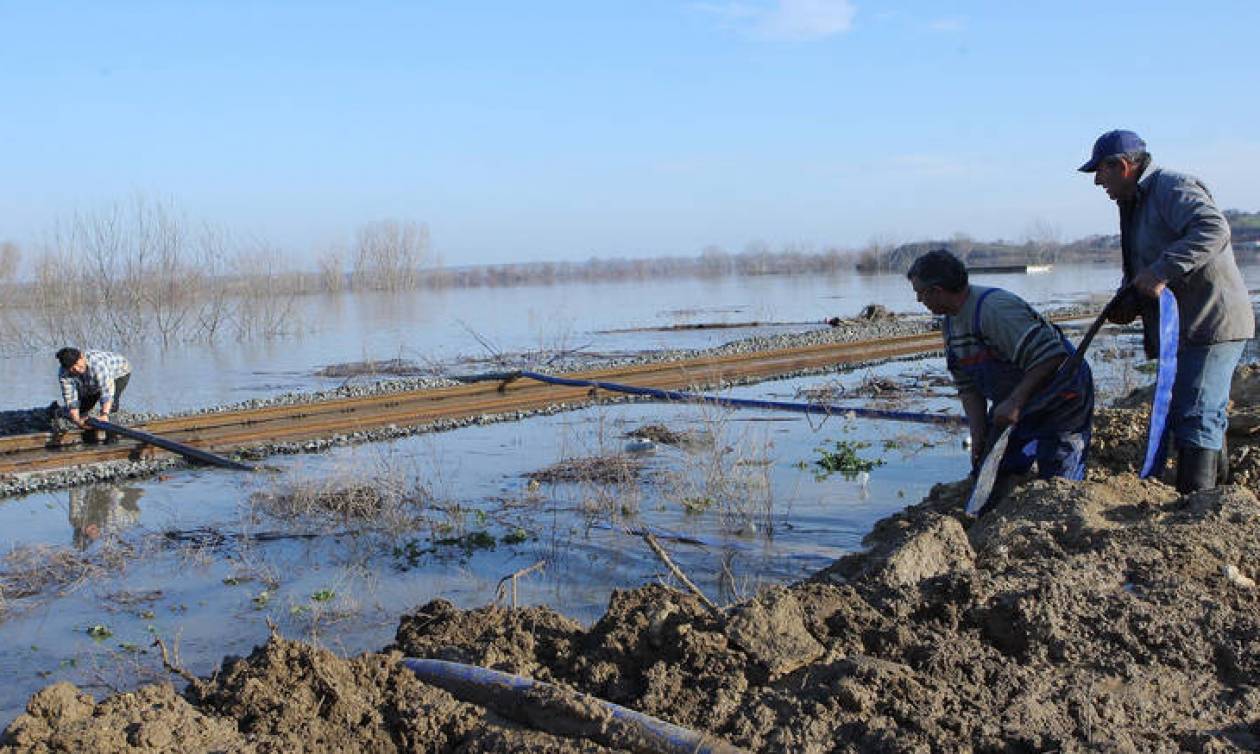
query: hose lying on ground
403 658 749 754
454 370 966 426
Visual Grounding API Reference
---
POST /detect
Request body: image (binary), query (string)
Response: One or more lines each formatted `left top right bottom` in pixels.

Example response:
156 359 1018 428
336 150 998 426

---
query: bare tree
232 243 298 340
1023 219 1063 265
0 241 19 286
854 234 901 273
317 245 346 293
351 219 430 291
950 232 975 264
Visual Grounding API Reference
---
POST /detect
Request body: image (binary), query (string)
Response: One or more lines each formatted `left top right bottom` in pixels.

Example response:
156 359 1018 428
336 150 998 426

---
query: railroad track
3 320 1095 476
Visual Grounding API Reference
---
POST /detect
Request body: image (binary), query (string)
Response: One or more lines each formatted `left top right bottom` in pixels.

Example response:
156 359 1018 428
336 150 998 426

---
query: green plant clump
807 440 885 481
501 528 530 545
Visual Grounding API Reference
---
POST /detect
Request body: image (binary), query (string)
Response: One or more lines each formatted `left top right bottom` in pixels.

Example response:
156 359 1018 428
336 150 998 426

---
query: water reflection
67 484 143 549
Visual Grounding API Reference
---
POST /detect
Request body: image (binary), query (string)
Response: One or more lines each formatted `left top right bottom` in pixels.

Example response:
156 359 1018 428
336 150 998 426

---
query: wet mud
7 403 1260 751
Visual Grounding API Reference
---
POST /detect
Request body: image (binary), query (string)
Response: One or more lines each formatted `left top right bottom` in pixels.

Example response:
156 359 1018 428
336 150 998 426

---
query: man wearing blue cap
1080 129 1254 493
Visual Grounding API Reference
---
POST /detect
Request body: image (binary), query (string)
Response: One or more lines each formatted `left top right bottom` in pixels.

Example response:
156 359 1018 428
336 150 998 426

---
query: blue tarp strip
1140 288 1179 478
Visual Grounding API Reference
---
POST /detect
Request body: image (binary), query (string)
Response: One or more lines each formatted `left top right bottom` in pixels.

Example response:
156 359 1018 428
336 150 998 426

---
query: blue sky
2 1 1258 266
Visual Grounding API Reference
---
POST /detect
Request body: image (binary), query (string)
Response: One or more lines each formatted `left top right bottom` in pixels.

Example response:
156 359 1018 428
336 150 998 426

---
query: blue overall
946 289 1095 480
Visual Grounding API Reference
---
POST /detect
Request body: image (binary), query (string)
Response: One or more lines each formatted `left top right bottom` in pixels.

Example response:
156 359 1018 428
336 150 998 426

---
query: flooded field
0 265 1256 729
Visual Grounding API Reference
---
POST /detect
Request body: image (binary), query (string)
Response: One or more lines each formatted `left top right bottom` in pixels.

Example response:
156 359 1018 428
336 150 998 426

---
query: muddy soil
7 404 1260 752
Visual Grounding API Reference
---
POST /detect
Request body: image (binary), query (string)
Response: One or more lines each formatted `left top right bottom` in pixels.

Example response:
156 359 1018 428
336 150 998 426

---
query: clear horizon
3 1 1258 268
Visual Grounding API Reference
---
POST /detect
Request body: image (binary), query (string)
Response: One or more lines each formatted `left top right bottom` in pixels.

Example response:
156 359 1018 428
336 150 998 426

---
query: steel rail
0 317 1092 476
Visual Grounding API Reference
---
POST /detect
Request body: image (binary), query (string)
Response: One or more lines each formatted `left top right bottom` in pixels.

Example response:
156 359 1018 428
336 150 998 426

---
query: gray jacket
1119 164 1254 355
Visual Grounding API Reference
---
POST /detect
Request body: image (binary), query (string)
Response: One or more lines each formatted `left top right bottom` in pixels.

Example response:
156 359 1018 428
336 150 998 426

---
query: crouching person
907 250 1095 487
55 347 132 444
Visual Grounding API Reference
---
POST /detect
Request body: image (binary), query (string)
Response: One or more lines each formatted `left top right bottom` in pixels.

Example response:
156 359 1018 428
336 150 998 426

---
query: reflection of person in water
68 484 142 549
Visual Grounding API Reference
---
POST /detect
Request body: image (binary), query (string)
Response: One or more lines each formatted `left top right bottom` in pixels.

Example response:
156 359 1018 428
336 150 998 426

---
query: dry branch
642 532 720 616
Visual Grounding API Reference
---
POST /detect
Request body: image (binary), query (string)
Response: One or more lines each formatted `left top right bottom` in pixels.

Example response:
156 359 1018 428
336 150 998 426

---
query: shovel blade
965 425 1012 516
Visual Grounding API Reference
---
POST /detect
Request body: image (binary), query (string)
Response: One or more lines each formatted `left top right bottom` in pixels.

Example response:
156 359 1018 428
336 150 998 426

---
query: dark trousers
79 374 130 415
78 374 130 442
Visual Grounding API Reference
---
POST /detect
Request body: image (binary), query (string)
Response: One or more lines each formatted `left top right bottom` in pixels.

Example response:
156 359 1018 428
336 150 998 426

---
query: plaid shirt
59 350 131 410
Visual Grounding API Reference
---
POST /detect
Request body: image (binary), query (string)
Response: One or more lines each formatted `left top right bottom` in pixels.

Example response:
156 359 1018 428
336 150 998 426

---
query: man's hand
991 396 1022 429
69 410 86 429
1132 267 1167 299
969 428 986 470
1107 288 1141 324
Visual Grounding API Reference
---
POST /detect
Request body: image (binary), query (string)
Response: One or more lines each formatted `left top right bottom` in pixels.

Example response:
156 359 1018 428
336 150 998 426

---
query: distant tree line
2 202 1257 352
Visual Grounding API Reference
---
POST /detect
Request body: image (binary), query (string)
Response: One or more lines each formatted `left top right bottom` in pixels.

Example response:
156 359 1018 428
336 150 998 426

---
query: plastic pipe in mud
402 658 749 754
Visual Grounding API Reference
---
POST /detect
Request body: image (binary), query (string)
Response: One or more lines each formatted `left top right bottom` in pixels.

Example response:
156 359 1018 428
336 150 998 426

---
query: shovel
964 288 1130 515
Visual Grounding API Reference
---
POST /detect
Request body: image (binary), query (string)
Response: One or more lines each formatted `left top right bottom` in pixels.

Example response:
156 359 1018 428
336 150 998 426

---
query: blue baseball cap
1078 129 1147 172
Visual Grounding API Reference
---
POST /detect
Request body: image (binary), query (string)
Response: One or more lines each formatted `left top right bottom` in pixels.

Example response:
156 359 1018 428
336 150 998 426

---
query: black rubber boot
1176 446 1219 494
1218 436 1231 486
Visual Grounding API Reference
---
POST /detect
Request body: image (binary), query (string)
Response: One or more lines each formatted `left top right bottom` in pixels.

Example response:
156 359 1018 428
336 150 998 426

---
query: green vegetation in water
310 589 335 603
501 528 530 545
681 496 716 514
435 530 497 552
86 624 112 641
802 440 885 481
251 590 272 609
392 538 430 570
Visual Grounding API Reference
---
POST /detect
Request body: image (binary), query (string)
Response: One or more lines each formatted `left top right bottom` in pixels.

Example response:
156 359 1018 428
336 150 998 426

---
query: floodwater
0 264 1257 726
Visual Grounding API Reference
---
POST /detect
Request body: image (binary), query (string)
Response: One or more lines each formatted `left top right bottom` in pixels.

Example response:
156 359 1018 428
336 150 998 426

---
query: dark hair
906 249 968 292
56 347 82 369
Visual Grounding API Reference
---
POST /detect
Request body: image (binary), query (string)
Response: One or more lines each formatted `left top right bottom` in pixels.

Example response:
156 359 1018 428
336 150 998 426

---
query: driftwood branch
495 560 546 608
642 532 721 616
153 635 209 696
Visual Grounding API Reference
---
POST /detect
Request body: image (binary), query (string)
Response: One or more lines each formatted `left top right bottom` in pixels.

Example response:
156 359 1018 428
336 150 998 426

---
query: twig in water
642 532 720 617
457 320 507 367
494 560 546 608
153 635 209 696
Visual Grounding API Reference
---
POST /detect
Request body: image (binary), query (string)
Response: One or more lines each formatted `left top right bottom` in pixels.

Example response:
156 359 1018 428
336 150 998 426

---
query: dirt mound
2 635 631 753
2 682 244 753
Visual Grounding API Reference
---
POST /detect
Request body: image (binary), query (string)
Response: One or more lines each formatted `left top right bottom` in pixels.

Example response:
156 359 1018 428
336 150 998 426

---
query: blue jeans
999 428 1091 481
1171 340 1246 451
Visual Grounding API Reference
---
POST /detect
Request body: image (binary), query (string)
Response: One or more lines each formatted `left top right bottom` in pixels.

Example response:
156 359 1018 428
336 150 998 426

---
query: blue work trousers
1171 340 1247 451
999 427 1091 481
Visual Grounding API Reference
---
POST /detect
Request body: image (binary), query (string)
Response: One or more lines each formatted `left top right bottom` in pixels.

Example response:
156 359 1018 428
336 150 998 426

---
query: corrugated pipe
402 658 749 754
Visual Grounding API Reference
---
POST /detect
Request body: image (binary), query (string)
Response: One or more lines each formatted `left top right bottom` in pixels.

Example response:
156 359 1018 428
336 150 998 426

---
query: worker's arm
91 360 114 421
959 389 989 470
58 377 88 428
1144 175 1231 294
991 354 1066 428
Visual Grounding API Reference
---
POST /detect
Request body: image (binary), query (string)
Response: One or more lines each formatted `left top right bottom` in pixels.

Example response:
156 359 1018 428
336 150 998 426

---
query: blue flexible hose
402 658 748 754
1140 289 1179 478
515 370 965 426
